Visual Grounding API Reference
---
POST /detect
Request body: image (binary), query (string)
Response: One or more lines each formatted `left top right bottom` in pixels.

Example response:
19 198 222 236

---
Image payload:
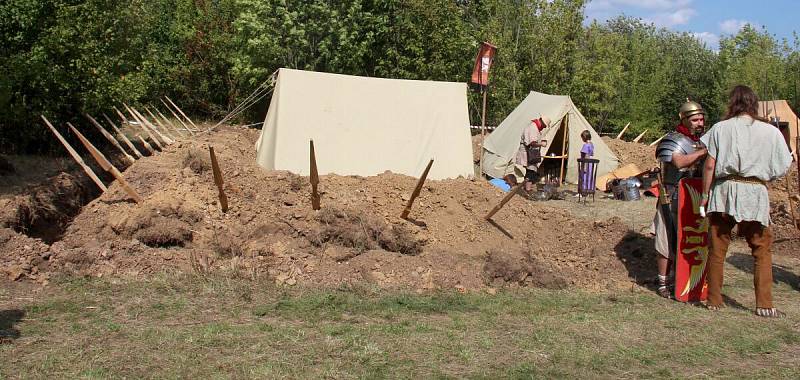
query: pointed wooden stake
161 98 194 134
123 104 163 150
145 106 183 138
209 146 228 213
103 113 143 158
485 184 523 221
132 106 174 144
154 106 191 136
401 159 434 219
616 123 631 140
136 135 154 155
165 96 200 131
84 113 135 164
40 116 107 192
633 129 648 143
67 122 142 203
310 140 321 210
649 133 668 147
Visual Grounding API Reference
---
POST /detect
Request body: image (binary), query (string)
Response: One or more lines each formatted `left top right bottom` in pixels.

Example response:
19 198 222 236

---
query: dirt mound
0 125 690 291
602 137 657 170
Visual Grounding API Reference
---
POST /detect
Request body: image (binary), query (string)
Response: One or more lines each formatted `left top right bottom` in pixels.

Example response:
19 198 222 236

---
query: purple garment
580 142 594 158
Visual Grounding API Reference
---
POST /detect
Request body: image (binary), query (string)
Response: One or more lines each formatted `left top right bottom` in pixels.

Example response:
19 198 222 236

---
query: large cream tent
481 91 619 184
758 100 798 159
255 68 474 180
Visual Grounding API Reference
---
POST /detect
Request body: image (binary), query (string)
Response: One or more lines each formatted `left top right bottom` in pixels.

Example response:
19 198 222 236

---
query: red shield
674 178 709 302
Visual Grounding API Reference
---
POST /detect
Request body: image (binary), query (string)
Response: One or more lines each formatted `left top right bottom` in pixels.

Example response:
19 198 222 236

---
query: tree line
1 0 799 153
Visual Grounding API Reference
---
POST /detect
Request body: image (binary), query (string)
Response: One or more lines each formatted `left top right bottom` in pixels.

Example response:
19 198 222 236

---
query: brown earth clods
1 125 797 292
602 136 658 171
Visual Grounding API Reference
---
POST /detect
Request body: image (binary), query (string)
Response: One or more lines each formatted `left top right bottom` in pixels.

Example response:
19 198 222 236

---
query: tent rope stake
401 159 434 220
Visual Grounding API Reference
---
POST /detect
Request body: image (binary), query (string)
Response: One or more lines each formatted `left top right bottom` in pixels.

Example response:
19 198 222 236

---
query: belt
718 175 766 185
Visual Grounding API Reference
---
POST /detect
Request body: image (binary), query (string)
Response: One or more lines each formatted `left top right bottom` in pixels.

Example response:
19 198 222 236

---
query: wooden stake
67 123 142 203
485 184 522 220
40 116 107 192
103 113 143 158
161 98 194 134
401 159 434 219
633 130 648 143
558 114 569 184
146 106 184 138
208 146 229 212
165 96 200 131
132 106 174 144
310 140 321 210
152 104 192 137
84 113 135 164
136 135 154 155
616 122 631 139
479 86 488 176
123 104 163 150
649 133 668 147
127 104 170 146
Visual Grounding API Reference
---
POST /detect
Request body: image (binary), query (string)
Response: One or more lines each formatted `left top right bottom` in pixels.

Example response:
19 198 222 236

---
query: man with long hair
700 85 793 317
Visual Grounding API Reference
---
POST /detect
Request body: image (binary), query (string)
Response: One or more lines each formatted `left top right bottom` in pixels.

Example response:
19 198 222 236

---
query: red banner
470 42 497 86
674 178 709 302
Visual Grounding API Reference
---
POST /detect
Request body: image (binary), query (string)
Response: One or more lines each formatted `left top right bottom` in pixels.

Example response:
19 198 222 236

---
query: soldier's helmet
678 99 705 120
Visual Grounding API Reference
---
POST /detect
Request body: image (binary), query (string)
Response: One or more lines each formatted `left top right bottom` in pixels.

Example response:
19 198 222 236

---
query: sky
584 0 799 50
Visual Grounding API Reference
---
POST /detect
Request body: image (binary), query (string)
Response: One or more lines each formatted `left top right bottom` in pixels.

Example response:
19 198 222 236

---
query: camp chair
577 158 599 204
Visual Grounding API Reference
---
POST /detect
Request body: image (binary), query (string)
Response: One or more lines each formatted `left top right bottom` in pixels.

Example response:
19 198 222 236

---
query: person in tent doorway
580 130 594 159
701 85 793 317
517 115 550 192
651 99 708 298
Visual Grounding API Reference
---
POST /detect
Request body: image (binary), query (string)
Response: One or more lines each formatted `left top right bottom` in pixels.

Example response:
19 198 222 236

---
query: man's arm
672 148 707 169
701 155 715 207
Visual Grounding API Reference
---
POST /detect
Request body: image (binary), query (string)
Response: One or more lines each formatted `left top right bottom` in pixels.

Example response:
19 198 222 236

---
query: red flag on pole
471 42 497 86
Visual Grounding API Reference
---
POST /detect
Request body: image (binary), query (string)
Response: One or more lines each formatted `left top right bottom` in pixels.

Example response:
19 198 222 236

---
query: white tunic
700 115 793 226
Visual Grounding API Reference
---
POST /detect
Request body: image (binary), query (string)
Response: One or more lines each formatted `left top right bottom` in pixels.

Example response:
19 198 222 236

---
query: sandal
706 304 723 311
755 308 786 318
657 285 672 299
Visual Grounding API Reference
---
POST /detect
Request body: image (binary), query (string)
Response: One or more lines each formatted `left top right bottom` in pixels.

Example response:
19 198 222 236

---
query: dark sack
526 144 542 165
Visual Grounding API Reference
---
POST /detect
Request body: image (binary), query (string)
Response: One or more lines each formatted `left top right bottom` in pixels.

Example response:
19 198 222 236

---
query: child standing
579 130 595 194
580 130 594 159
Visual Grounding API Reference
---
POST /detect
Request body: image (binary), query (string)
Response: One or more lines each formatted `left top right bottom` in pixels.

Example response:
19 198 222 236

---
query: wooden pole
67 123 142 203
40 116 107 192
310 140 321 210
127 104 171 145
102 113 143 158
485 184 522 220
649 133 668 147
160 98 194 134
558 114 569 184
616 122 631 140
113 106 128 125
401 159 434 219
633 130 648 143
479 86 487 176
123 104 163 150
146 106 184 138
132 106 174 144
164 96 200 131
84 113 135 164
136 135 154 155
209 146 228 213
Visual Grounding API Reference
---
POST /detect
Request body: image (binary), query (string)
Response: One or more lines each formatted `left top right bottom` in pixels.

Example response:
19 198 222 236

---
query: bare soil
1 125 797 292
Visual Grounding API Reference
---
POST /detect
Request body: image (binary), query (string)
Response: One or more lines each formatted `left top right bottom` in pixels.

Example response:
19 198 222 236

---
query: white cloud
692 32 720 49
719 19 750 34
650 8 696 27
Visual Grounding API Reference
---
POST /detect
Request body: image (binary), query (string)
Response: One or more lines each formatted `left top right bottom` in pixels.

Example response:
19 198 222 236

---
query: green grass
2 259 800 379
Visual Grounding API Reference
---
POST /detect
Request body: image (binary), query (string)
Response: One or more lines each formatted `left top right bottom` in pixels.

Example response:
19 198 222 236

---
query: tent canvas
481 91 619 184
758 100 798 159
255 68 474 180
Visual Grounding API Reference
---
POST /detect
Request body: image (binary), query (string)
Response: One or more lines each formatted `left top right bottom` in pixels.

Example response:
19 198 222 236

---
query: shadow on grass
0 309 25 343
727 254 800 291
613 231 658 289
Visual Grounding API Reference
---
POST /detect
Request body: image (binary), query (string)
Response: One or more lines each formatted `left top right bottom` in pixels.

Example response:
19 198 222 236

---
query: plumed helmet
678 99 705 120
656 132 696 163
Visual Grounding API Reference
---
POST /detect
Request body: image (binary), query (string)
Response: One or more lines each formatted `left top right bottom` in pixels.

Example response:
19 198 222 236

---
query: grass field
2 254 800 379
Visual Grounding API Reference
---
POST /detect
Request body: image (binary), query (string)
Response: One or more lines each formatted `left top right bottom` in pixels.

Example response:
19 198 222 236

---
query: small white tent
255 68 474 180
481 91 619 184
759 100 798 160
